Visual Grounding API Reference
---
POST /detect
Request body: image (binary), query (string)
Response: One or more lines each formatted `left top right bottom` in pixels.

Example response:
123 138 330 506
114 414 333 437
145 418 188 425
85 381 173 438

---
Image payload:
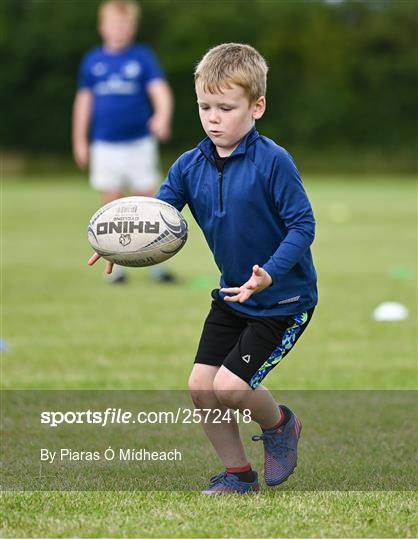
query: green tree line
1 0 417 170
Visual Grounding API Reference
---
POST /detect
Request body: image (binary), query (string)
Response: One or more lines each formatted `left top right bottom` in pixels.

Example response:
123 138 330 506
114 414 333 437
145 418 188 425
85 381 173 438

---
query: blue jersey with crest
78 44 165 142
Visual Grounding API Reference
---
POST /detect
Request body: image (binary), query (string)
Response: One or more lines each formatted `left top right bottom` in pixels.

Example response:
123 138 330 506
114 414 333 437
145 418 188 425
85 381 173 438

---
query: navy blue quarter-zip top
198 145 228 214
157 127 318 317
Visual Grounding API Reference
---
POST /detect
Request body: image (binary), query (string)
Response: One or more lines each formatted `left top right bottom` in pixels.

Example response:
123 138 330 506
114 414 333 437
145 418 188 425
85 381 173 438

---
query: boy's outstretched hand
88 253 114 274
221 265 272 303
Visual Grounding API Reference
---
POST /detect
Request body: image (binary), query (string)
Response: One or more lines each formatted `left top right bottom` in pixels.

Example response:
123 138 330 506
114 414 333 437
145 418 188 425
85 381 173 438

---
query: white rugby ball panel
87 197 188 267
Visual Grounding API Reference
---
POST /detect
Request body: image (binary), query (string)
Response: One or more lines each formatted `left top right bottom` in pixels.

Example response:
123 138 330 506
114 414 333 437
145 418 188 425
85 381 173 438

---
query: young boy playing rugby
90 43 317 494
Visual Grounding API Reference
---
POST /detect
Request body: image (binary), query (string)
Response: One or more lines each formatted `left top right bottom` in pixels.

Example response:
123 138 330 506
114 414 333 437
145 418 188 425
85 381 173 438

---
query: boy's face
99 10 137 51
196 81 265 157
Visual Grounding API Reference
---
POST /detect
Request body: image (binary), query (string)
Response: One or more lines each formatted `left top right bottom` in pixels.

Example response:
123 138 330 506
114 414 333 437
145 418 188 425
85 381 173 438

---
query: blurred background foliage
1 0 417 173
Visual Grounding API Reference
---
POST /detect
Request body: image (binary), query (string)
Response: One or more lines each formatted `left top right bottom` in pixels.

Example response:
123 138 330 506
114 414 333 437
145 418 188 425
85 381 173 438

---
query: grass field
1 175 417 537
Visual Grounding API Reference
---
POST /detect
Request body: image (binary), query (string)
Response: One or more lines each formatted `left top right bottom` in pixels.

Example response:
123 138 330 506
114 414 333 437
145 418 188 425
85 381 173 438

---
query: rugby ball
87 197 188 267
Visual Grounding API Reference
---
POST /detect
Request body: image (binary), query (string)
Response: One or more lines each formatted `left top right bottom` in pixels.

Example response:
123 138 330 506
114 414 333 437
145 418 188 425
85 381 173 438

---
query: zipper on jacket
198 146 226 214
218 170 224 213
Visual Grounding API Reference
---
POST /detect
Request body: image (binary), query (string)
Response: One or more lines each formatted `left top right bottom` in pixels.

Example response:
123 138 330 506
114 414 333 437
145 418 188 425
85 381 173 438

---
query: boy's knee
213 374 245 409
213 388 242 409
188 373 216 408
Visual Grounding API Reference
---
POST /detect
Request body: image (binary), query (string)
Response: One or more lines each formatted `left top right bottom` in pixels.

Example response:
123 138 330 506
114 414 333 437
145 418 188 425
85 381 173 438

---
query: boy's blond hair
98 0 141 22
195 43 268 103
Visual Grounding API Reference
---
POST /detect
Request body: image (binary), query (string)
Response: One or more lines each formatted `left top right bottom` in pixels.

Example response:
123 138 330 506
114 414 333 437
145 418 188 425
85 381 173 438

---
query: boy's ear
252 96 266 120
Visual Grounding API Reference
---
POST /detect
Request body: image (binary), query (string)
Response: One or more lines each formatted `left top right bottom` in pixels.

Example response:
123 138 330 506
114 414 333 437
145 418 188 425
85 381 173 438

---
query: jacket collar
197 126 259 159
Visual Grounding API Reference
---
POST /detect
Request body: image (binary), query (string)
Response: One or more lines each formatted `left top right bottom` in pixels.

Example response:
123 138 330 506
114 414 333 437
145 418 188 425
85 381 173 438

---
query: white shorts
90 136 161 193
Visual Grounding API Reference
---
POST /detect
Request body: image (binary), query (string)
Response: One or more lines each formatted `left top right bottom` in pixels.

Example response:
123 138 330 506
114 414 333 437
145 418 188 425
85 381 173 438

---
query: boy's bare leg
136 189 155 198
102 188 153 204
213 366 281 429
188 364 250 468
102 190 124 204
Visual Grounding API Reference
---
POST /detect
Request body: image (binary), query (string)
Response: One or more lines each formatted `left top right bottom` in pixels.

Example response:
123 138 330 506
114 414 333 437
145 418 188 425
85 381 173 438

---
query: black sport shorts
195 289 314 389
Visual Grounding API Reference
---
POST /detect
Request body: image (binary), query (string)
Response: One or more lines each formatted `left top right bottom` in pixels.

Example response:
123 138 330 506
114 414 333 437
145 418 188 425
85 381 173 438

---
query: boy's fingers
220 287 241 294
88 253 101 266
225 289 254 303
223 294 241 302
221 266 269 304
87 253 114 274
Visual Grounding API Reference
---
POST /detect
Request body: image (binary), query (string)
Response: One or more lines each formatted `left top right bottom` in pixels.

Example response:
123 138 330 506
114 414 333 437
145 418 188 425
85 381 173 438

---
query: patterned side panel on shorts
249 312 308 389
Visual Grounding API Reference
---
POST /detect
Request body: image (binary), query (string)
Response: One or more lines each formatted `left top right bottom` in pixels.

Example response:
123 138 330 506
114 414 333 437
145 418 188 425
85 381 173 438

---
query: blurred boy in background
73 0 174 283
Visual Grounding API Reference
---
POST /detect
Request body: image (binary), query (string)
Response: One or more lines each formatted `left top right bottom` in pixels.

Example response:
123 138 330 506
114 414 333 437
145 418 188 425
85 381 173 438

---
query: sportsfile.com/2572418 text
40 408 252 427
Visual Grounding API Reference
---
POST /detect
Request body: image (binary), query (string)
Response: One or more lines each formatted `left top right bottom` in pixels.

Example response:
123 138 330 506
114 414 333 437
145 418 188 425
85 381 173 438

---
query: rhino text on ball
97 221 160 235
